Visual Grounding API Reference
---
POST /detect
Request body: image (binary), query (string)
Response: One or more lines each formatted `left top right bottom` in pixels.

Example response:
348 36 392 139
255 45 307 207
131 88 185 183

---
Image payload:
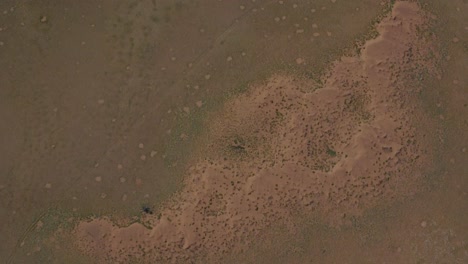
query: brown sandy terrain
71 2 445 263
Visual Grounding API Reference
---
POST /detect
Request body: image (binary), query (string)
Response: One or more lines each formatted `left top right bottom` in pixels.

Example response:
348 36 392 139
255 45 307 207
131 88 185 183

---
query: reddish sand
72 2 441 263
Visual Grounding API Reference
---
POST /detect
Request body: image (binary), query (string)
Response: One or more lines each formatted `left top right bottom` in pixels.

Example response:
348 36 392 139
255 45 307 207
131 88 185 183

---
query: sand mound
72 2 440 263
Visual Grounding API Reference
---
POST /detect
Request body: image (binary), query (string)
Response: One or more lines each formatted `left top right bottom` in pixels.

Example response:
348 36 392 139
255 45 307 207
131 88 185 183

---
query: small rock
421 221 427 228
95 176 102 182
40 16 48 23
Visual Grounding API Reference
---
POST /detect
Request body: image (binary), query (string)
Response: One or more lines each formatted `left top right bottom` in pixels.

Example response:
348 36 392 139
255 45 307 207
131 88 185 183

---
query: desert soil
0 0 466 263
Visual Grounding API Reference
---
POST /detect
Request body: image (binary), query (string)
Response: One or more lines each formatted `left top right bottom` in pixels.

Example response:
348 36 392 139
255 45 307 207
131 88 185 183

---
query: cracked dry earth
72 2 441 263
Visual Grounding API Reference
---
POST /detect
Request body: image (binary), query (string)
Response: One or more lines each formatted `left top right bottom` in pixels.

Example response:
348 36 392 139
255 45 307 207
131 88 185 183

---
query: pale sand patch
72 2 441 263
295 58 304 64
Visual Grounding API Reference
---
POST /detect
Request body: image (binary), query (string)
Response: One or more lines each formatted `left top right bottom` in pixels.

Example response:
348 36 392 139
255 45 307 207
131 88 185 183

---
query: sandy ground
71 2 460 263
0 0 466 263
